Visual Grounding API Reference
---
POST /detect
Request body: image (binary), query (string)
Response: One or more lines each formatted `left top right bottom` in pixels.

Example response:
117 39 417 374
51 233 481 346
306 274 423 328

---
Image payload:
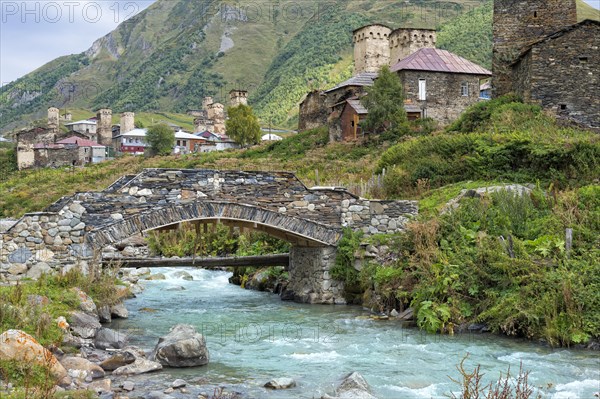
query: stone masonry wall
287 246 344 305
400 71 486 125
298 91 328 132
0 201 92 283
514 21 600 128
492 0 577 97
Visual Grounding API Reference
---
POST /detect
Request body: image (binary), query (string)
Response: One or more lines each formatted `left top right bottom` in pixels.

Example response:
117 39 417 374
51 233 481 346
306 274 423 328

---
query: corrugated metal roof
56 136 103 147
325 72 378 93
346 99 368 115
391 48 492 76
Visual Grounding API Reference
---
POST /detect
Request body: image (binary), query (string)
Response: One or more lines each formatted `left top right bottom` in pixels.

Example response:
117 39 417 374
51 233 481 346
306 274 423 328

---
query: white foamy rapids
551 379 600 399
156 268 232 285
286 350 341 362
384 383 441 398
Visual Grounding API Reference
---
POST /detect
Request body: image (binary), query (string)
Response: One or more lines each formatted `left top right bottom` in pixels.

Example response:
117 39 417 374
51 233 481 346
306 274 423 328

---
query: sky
1 0 599 85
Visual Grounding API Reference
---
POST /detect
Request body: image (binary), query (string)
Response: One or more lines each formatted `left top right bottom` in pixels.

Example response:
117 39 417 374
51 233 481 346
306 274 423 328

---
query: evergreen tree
360 65 409 137
226 105 261 147
146 124 174 156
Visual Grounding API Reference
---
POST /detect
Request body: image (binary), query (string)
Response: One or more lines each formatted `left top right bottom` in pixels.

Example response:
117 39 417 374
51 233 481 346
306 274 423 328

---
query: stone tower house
120 112 135 134
389 28 437 65
47 107 59 133
353 24 392 74
96 109 113 146
229 90 248 107
492 0 578 96
202 97 214 111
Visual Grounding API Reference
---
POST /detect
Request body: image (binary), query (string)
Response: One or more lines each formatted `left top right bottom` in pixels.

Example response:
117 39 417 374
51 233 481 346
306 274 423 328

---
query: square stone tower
229 90 248 107
47 107 59 133
353 24 392 75
492 0 578 97
389 28 437 64
96 108 113 146
120 112 135 134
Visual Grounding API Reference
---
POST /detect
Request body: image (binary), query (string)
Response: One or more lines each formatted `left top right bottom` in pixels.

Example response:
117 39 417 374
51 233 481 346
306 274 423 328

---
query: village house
64 119 97 141
306 24 491 141
390 48 492 124
493 0 599 128
15 108 108 169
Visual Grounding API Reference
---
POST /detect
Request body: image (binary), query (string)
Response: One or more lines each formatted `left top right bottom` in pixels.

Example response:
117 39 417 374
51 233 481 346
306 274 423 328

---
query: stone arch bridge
0 169 417 304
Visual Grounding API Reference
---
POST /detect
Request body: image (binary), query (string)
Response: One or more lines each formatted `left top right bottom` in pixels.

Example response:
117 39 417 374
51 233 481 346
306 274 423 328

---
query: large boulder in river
152 324 209 367
0 330 71 386
322 372 377 399
112 357 162 375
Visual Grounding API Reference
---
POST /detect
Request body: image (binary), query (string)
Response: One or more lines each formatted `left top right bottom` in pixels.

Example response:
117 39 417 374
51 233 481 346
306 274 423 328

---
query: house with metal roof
307 21 492 141
390 48 492 124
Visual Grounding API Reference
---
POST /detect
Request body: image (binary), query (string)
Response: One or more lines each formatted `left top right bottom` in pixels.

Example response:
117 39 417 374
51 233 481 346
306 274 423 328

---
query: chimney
229 90 248 107
120 112 135 134
96 108 112 146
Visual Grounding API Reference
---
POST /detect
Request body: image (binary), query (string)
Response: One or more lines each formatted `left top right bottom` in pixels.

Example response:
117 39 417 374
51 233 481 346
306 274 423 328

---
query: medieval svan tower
493 0 600 128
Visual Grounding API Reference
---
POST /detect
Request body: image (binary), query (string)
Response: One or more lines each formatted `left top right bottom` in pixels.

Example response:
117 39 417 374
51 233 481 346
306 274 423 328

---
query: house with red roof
313 24 492 141
390 48 492 124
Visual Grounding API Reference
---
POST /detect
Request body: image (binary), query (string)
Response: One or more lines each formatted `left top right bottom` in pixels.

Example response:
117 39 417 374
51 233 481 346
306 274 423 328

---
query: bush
378 130 600 197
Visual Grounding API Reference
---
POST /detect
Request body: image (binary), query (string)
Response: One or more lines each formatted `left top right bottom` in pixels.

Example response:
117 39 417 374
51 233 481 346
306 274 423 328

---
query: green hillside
0 0 489 133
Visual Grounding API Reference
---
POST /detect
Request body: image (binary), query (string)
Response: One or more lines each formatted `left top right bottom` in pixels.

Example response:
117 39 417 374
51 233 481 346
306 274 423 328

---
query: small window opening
461 82 469 97
533 11 538 18
560 104 567 110
579 56 588 63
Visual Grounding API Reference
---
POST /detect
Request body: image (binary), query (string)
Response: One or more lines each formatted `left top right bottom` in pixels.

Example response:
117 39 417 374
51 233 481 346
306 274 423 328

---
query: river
109 267 600 398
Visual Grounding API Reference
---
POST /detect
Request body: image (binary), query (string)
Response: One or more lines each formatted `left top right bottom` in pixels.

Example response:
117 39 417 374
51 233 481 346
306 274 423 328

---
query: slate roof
56 136 103 147
346 99 368 115
391 48 492 76
325 72 378 93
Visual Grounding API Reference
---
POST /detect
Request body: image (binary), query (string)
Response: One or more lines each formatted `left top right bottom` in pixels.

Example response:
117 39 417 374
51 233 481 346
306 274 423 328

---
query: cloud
0 0 156 84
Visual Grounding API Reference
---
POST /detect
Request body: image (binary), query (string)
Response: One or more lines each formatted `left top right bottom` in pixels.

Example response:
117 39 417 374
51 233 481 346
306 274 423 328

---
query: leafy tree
226 105 261 147
360 65 409 137
134 120 145 128
146 124 174 156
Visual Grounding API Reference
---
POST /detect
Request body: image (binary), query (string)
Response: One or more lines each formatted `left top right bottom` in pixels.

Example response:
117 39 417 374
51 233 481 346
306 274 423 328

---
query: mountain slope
0 0 490 133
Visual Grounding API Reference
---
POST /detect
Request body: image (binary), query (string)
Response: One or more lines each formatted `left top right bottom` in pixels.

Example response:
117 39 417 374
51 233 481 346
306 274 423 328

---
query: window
579 56 588 63
461 82 469 96
560 104 567 110
182 140 187 146
533 11 538 18
418 79 427 101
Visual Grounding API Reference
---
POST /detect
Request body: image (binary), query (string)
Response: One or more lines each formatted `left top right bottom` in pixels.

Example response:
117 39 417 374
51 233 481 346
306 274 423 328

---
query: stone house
510 20 600 128
64 119 97 140
300 22 490 141
391 48 492 124
56 136 106 164
493 0 599 128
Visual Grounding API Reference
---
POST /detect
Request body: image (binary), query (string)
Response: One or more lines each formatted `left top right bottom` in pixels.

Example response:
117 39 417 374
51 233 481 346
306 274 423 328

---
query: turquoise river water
109 267 599 398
